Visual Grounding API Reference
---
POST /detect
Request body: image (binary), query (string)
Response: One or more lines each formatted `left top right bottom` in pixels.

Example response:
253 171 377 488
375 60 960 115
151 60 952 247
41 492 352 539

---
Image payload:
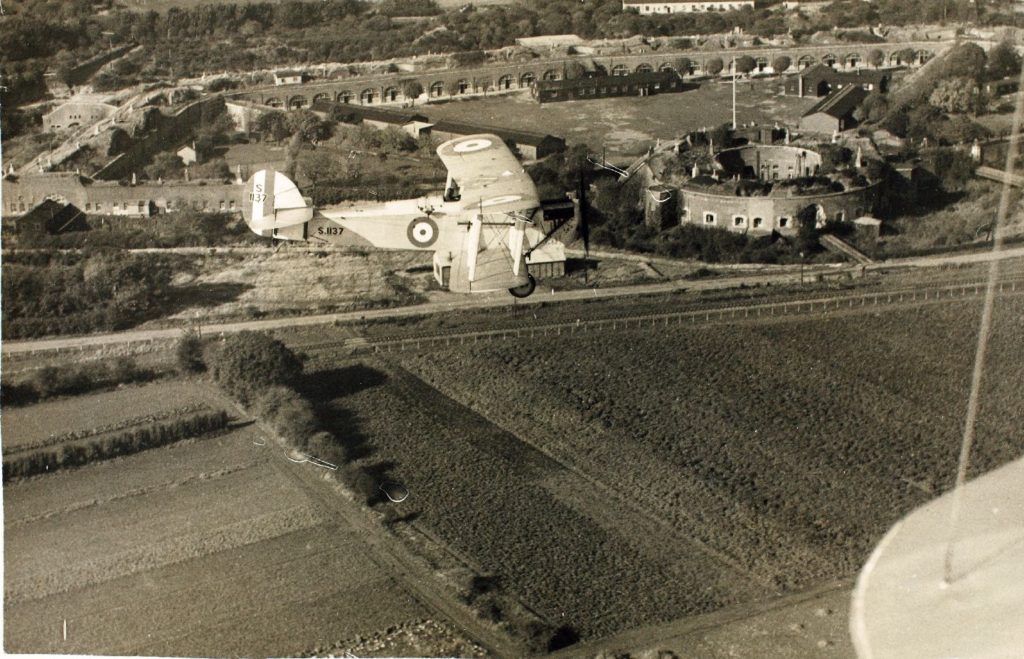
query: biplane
242 133 574 298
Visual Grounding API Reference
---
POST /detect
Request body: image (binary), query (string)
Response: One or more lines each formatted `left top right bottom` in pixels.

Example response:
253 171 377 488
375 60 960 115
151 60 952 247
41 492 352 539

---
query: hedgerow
1 356 161 407
2 410 230 481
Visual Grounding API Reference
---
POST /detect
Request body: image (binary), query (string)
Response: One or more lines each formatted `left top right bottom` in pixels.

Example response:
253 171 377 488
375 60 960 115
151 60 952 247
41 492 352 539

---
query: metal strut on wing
508 217 527 277
465 213 483 284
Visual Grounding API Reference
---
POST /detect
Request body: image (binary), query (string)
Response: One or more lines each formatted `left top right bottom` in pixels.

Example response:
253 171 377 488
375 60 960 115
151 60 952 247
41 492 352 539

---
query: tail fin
242 169 313 237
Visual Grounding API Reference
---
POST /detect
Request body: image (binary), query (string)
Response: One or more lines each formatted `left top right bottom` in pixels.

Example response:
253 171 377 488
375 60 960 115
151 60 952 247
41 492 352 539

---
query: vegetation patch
2 409 230 482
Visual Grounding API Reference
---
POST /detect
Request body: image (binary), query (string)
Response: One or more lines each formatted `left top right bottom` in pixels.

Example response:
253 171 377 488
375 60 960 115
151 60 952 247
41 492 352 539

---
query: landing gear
508 274 536 298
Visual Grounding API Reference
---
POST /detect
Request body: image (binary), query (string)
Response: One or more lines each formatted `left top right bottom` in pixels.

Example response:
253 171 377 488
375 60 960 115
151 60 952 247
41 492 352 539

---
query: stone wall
677 181 879 234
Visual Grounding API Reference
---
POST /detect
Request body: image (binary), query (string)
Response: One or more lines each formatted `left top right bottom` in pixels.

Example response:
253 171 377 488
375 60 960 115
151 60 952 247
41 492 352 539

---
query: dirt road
4 246 1023 356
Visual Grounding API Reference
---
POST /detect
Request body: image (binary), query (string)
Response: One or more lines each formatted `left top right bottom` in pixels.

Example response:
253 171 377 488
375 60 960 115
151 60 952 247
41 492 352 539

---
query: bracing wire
942 57 1024 585
587 155 629 178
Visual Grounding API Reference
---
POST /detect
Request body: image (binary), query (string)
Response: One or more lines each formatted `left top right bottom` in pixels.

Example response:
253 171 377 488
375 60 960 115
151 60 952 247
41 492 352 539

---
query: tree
674 57 693 75
795 205 820 254
854 92 890 123
564 61 588 80
193 158 232 180
145 152 183 180
445 79 461 96
867 48 885 68
734 55 756 76
256 111 290 142
929 77 983 114
772 55 791 74
985 41 1021 82
893 48 917 66
287 110 332 144
921 147 977 191
300 147 353 186
209 331 303 405
176 328 205 374
941 42 987 82
400 79 424 104
706 57 724 76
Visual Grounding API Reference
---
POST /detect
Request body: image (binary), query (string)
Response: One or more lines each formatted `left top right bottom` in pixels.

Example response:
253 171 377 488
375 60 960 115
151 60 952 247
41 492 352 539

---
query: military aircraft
242 133 576 298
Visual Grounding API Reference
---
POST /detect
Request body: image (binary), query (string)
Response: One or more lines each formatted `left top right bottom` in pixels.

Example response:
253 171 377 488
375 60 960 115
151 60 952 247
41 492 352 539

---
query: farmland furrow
396 355 825 589
266 453 525 657
370 360 766 634
4 461 261 528
5 505 323 604
297 279 1024 362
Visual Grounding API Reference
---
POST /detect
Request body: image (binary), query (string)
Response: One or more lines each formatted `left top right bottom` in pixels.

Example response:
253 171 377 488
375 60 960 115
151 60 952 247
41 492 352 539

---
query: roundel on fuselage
453 137 493 153
407 216 439 248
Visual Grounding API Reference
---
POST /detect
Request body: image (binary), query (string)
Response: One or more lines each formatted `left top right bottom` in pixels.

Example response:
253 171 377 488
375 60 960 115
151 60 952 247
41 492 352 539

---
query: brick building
533 70 695 103
799 85 869 134
784 64 891 97
2 171 243 218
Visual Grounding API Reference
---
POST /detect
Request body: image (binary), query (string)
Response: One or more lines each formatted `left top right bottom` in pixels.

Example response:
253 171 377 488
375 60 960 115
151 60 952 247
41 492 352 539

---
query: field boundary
336 280 1022 355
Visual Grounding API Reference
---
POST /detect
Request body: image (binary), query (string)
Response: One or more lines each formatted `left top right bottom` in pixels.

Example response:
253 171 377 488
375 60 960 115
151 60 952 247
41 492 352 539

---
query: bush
209 332 303 405
2 410 229 481
176 328 206 374
253 385 318 448
307 430 347 465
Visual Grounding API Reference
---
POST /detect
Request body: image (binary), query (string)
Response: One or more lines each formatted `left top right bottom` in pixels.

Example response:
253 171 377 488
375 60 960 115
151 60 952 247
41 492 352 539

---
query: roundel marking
407 216 438 247
480 194 523 207
453 138 493 153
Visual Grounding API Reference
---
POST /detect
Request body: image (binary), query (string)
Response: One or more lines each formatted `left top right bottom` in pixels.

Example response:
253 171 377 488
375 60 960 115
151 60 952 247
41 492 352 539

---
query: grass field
302 293 1023 641
0 380 213 451
3 407 435 655
157 248 436 324
420 80 817 156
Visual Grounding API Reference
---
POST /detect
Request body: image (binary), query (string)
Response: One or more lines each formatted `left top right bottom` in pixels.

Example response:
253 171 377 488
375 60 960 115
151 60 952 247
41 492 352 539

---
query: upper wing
436 134 540 215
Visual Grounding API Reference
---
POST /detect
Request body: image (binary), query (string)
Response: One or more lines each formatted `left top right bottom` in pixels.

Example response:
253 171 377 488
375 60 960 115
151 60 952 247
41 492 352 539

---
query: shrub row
2 410 230 482
1 356 162 407
5 403 212 455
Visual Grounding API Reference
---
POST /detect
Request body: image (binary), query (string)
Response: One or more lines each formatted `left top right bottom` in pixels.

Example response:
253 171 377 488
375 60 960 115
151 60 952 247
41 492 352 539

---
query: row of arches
260 47 935 109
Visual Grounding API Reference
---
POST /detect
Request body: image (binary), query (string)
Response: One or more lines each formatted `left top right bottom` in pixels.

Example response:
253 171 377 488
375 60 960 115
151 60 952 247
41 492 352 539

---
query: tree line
5 0 1020 110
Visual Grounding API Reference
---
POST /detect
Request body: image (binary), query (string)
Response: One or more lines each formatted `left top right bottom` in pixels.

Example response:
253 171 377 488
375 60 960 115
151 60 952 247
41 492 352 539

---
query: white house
622 0 755 14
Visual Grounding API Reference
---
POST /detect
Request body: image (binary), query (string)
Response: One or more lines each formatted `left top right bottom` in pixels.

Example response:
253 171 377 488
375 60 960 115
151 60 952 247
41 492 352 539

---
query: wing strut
466 214 483 283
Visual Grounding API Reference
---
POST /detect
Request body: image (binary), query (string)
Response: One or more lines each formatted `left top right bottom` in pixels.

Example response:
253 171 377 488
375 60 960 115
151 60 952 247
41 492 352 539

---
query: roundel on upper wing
453 138 493 153
407 216 438 248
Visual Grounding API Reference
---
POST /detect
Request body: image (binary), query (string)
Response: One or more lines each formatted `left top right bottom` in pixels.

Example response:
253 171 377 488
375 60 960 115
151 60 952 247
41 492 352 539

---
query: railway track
298 277 1024 364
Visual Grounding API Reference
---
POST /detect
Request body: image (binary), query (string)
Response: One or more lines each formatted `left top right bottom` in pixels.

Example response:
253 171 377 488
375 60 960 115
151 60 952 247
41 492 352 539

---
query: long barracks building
227 41 948 111
533 70 697 103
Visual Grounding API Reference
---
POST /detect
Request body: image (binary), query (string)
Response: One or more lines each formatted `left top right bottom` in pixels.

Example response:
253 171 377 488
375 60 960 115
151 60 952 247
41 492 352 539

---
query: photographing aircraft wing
436 134 541 215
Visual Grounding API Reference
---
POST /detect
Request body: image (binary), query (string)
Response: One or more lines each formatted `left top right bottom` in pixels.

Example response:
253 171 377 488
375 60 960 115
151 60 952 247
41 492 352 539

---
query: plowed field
323 295 1023 640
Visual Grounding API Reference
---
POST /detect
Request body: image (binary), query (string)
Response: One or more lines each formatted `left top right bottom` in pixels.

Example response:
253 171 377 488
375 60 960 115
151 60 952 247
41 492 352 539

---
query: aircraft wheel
508 274 536 298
